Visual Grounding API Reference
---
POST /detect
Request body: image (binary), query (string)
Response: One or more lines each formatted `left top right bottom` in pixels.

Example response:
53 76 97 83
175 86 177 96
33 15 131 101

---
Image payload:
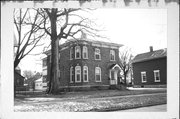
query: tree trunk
48 9 60 94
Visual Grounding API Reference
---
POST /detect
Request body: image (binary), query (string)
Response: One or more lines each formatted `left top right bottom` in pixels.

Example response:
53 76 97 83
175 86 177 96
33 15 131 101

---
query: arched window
83 66 88 82
70 66 73 83
95 48 101 60
110 50 115 61
95 67 101 82
75 66 81 82
70 47 73 60
83 46 88 59
75 46 81 59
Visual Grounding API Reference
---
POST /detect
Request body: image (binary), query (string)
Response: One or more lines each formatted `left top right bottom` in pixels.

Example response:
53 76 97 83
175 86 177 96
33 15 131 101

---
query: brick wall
132 57 167 86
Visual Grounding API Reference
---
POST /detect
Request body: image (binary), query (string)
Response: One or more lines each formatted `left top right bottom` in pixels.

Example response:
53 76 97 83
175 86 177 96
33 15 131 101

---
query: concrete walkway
117 104 167 112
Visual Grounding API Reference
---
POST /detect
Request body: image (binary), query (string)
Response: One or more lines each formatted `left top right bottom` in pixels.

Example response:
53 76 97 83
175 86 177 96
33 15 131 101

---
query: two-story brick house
42 37 123 91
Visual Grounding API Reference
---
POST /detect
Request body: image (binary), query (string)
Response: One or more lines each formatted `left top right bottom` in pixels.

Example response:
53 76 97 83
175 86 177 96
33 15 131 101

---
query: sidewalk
117 104 167 112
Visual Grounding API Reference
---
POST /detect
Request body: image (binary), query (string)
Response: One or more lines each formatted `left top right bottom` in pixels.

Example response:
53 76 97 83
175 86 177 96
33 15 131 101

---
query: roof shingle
132 48 167 63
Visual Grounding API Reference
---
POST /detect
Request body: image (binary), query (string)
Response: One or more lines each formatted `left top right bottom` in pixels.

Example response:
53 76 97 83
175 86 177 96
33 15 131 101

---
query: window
75 66 81 82
70 47 73 60
83 66 88 82
83 46 88 59
70 67 73 83
141 72 147 83
95 48 101 60
95 67 101 82
75 46 81 59
110 50 115 61
154 70 160 82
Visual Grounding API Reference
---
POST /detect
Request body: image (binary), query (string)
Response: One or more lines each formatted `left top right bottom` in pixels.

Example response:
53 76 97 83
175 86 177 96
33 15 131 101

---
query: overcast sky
19 8 167 73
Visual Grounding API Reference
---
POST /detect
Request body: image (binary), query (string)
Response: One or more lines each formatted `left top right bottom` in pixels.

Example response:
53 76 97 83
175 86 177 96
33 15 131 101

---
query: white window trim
94 48 101 60
70 47 73 60
83 46 88 59
75 46 81 59
75 66 81 83
141 71 147 83
154 70 160 82
110 50 115 61
95 67 101 82
70 67 73 83
83 66 89 82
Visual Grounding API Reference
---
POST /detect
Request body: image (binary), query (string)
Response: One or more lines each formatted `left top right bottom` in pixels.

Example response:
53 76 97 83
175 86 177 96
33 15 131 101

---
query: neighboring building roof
14 71 25 79
132 48 167 63
35 77 43 82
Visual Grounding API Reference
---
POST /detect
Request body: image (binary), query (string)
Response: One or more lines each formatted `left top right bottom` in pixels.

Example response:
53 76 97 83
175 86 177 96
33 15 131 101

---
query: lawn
14 88 167 112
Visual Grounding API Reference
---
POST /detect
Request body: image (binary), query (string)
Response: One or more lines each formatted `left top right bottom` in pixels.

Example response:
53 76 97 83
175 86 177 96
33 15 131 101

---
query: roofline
43 40 123 55
132 56 167 64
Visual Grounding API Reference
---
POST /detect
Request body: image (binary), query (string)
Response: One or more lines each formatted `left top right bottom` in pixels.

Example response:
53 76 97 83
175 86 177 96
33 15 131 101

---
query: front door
110 70 118 85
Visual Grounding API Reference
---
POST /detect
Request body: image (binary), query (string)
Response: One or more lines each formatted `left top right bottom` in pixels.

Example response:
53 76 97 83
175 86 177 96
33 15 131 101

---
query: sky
19 8 167 74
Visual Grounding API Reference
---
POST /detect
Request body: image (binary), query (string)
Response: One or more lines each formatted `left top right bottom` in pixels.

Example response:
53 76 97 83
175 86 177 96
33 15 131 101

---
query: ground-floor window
95 67 101 82
141 71 147 83
83 66 88 82
70 66 73 83
75 66 81 82
154 70 160 82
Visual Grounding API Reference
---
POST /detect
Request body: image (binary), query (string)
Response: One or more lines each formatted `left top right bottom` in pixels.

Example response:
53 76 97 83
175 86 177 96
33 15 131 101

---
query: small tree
119 48 133 85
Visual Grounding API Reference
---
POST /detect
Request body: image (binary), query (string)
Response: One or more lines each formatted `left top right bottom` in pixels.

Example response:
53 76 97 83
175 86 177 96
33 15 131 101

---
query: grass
14 93 166 112
14 89 167 112
16 88 166 99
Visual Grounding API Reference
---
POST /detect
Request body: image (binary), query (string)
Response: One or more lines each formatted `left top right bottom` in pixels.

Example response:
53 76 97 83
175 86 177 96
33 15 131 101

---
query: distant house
14 71 24 87
14 67 25 91
34 77 47 91
42 33 123 91
132 47 167 88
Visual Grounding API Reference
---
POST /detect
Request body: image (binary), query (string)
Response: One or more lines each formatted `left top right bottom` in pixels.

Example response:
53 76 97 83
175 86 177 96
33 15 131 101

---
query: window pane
84 74 87 81
77 74 80 81
96 75 100 81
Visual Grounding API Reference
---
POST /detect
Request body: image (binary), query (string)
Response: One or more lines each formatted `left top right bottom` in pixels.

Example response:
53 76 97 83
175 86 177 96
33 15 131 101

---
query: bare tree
119 48 133 85
34 8 103 94
14 8 46 69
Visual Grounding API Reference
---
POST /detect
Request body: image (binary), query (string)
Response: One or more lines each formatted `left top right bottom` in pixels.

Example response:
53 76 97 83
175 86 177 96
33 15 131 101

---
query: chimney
150 46 153 52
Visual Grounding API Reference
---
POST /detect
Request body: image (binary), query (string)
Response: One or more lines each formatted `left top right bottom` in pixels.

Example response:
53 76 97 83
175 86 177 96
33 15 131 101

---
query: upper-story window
70 47 73 60
70 66 74 83
83 66 88 82
141 71 147 83
75 66 81 82
110 50 115 61
95 67 101 82
83 46 88 59
75 46 81 59
154 70 160 82
95 48 101 60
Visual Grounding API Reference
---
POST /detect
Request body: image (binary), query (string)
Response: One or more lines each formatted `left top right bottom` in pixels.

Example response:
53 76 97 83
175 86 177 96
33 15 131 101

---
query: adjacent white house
34 77 47 91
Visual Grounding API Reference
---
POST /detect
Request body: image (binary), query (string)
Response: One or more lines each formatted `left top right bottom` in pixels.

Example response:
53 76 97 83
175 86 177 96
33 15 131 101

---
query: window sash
95 67 101 82
141 72 147 83
83 66 88 82
83 46 88 59
75 66 81 82
110 50 115 61
154 70 160 82
75 46 81 59
70 67 73 83
95 48 101 60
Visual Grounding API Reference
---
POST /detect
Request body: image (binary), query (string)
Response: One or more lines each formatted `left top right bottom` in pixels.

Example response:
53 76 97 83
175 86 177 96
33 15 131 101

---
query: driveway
117 104 167 112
